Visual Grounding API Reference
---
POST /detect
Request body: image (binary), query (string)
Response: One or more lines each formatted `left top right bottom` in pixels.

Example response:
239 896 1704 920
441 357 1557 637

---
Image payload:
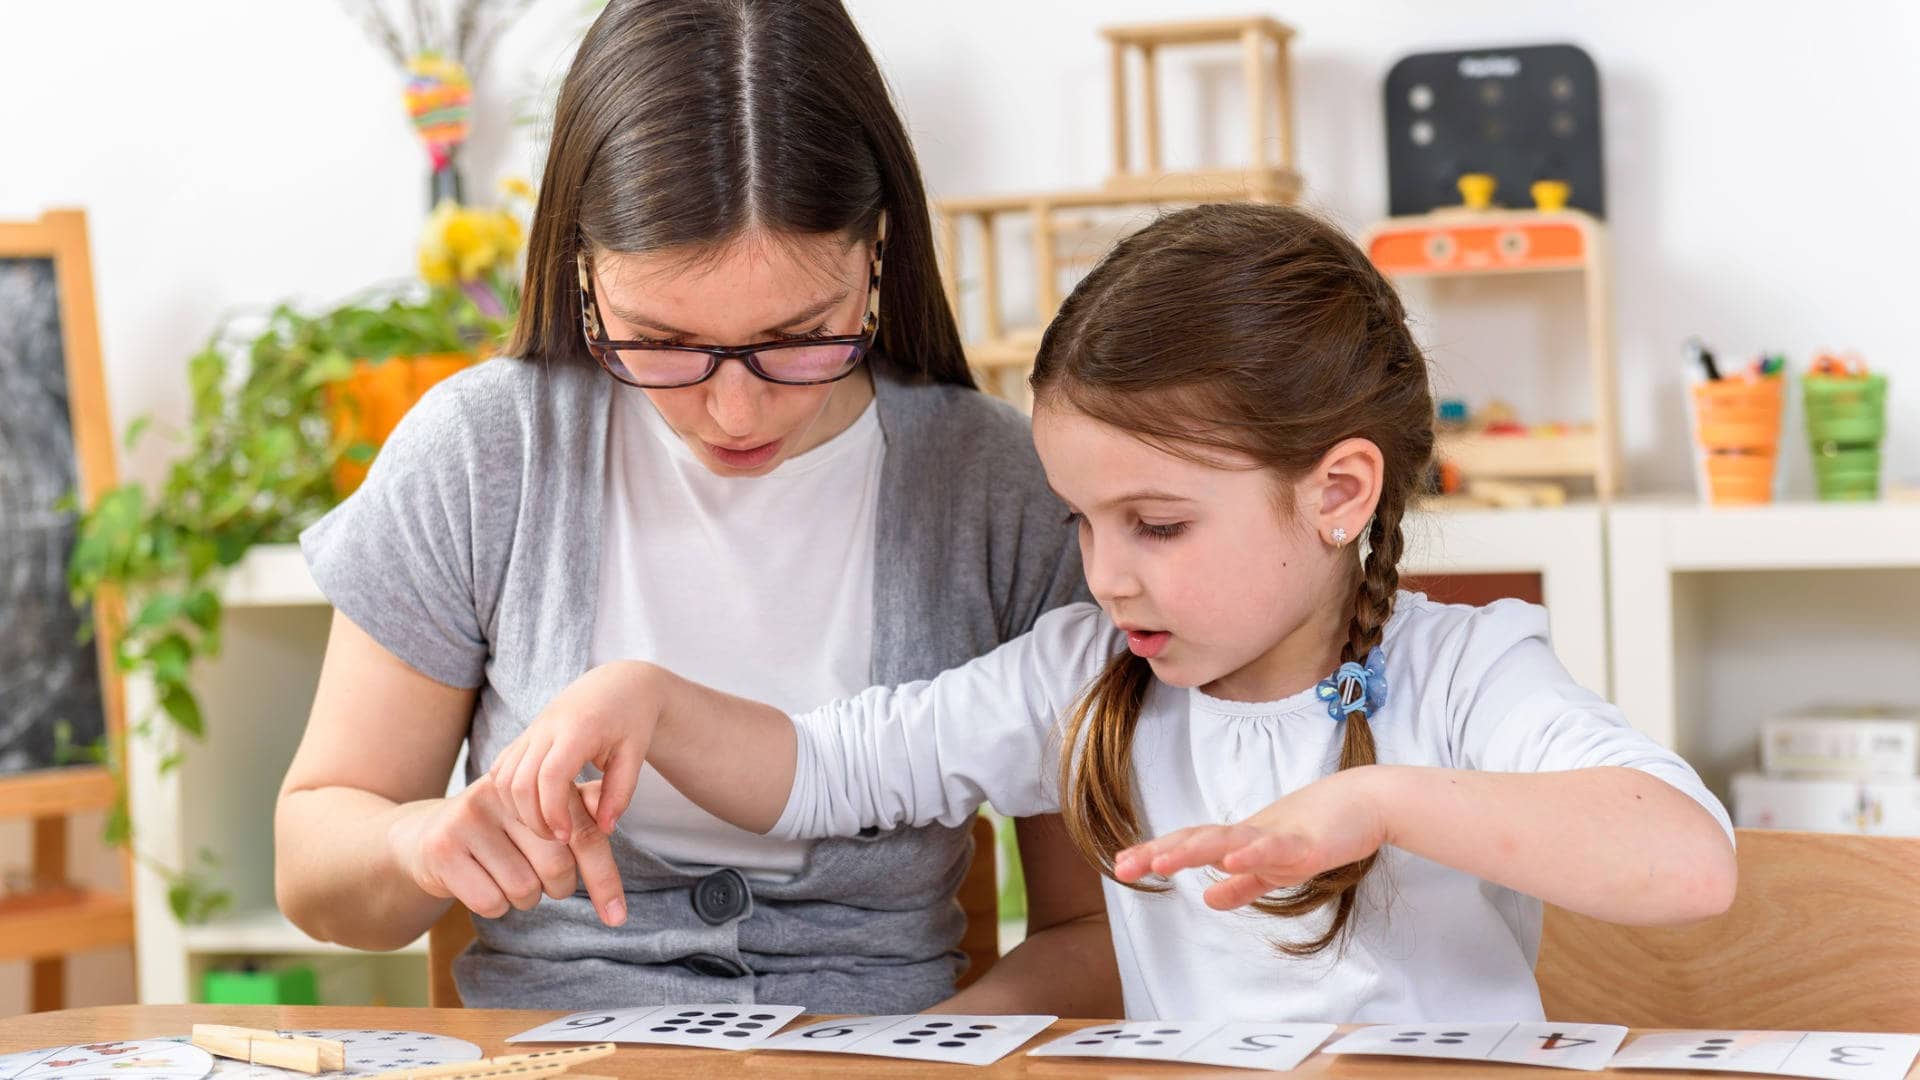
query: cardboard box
1731 772 1920 836
1760 709 1920 779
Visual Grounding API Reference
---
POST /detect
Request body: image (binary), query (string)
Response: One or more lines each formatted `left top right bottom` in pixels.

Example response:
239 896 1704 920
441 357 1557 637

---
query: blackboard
0 211 121 778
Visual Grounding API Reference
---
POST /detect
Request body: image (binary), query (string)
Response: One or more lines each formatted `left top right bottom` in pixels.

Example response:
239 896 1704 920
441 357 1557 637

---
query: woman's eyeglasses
577 214 885 389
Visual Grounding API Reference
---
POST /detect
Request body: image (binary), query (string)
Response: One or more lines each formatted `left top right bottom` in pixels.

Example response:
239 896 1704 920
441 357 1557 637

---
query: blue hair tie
1315 647 1389 722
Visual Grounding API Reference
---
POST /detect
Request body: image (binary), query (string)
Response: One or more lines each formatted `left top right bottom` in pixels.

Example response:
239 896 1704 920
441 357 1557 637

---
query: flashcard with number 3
1609 1030 1920 1080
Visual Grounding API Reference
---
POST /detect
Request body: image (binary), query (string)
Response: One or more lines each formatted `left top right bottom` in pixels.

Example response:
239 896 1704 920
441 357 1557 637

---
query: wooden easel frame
0 208 135 1010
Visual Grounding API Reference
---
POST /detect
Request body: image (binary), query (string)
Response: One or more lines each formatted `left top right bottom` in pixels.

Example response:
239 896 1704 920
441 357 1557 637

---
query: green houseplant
67 196 522 920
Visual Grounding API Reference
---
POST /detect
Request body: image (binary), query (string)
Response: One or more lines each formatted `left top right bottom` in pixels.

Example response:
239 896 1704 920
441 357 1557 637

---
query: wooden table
0 1005 1809 1078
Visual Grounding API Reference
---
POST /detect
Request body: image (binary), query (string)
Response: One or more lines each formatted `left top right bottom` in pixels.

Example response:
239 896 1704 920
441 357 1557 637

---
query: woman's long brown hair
1030 203 1435 956
509 0 970 387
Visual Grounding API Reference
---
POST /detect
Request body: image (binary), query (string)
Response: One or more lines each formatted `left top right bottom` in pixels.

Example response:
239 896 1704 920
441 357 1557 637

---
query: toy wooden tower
1102 16 1299 201
937 16 1303 407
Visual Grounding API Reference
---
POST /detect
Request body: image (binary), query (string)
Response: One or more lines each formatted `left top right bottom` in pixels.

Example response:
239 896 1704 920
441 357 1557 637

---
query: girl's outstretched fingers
1202 872 1280 911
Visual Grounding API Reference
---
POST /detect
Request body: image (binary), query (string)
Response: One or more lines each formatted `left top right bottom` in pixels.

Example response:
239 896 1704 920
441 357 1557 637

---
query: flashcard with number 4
1610 1030 1920 1080
759 1014 1056 1067
1324 1022 1629 1071
1029 1021 1336 1072
506 1004 805 1050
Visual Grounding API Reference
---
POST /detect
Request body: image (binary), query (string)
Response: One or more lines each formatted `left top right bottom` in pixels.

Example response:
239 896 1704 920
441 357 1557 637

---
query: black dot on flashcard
1401 1031 1426 1037
698 1020 724 1028
714 1012 738 1019
1075 1040 1101 1046
1438 1039 1465 1045
662 1018 690 1026
1154 1029 1180 1035
969 1024 997 1031
649 1027 675 1034
677 1011 701 1017
1392 1037 1419 1044
738 1023 763 1030
910 1030 936 1037
723 1032 749 1039
1141 1040 1164 1047
938 1042 965 1049
750 1014 776 1021
926 1022 953 1029
1095 1028 1121 1036
1691 1053 1718 1060
1706 1039 1733 1045
1116 1033 1140 1040
1443 1032 1470 1038
955 1033 981 1040
892 1038 920 1045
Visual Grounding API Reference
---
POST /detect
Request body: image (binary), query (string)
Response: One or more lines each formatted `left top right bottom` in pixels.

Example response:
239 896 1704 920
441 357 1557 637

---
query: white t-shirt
776 594 1734 1021
592 389 884 879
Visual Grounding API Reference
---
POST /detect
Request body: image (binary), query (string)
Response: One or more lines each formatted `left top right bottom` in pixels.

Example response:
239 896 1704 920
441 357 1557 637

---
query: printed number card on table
758 1014 1057 1068
1324 1022 1630 1071
507 1006 805 1051
1610 1030 1920 1080
1028 1021 1336 1071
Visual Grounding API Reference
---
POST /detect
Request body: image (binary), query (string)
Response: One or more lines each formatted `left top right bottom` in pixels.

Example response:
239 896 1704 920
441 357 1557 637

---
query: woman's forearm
275 787 449 951
935 913 1122 1016
1369 765 1737 924
645 666 800 834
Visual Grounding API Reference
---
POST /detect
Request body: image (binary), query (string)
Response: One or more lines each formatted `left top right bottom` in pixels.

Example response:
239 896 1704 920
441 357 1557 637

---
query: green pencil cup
1803 374 1888 500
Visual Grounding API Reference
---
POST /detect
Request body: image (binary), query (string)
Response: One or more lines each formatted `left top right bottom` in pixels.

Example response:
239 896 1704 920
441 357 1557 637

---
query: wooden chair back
1537 828 1920 1031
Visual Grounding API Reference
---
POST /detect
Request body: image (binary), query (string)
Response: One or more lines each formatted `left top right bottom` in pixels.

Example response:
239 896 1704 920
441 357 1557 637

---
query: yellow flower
418 198 527 286
499 176 535 201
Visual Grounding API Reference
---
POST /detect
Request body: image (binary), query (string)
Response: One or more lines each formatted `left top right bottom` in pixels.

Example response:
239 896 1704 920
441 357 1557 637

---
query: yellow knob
1457 173 1497 210
1531 179 1571 212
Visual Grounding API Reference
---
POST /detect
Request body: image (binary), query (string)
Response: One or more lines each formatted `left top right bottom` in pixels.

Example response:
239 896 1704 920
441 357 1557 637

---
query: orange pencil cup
1690 377 1783 505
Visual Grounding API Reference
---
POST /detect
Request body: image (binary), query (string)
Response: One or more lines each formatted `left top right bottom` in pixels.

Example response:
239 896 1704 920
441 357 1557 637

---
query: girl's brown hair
1031 202 1435 955
510 0 971 387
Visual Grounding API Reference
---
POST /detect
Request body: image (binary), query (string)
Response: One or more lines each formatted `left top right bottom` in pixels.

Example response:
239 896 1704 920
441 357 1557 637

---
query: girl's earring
1331 527 1349 547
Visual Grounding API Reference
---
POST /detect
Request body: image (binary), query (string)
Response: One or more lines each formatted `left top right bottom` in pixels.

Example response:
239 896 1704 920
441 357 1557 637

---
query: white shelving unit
126 546 429 1006
1609 499 1920 791
1404 503 1610 695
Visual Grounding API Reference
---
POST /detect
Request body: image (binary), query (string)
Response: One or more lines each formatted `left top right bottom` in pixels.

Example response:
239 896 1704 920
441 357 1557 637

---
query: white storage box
1731 772 1920 836
1760 710 1920 779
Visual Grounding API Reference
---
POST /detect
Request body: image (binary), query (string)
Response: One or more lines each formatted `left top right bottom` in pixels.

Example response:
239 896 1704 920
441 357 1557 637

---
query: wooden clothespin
191 1026 347 1075
357 1042 617 1080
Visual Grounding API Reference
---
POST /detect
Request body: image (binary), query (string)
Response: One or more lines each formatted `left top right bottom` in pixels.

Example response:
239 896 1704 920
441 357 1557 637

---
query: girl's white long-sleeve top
771 594 1733 1022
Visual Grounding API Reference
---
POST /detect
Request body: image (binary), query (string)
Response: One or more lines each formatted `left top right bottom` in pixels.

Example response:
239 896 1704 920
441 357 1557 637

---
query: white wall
3 0 1917 1011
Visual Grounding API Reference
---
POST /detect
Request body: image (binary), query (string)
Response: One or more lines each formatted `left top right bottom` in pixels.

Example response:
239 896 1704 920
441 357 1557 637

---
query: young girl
486 203 1737 1021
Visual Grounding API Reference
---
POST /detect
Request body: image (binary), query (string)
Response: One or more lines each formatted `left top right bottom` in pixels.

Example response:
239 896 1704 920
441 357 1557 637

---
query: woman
274 0 1117 1014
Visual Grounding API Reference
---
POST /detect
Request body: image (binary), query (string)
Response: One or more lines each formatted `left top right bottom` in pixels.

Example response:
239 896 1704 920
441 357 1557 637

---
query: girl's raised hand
1111 767 1391 911
488 660 665 845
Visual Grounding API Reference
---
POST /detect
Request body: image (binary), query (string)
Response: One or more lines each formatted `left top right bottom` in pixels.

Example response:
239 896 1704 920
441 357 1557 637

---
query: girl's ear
1307 437 1386 546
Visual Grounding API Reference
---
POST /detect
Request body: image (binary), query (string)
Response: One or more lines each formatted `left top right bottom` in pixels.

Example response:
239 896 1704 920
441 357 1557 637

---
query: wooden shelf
0 766 117 818
1437 428 1602 480
181 907 427 958
1099 15 1294 46
1366 209 1599 277
0 887 135 961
